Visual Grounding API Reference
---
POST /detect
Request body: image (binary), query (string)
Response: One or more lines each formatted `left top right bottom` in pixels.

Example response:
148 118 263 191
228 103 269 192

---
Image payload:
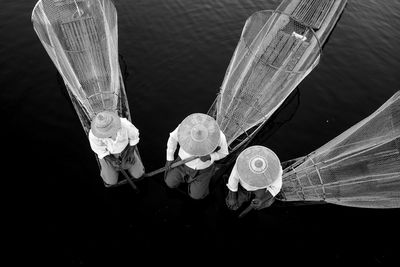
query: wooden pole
238 204 254 218
119 169 139 192
110 156 199 188
143 156 198 178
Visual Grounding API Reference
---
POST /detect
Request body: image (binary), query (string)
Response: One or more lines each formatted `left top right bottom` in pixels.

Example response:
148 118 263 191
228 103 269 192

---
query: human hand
226 198 239 211
165 160 173 172
166 160 173 168
164 160 173 178
108 157 121 170
127 154 135 164
250 198 263 210
122 145 134 157
225 192 239 210
200 155 211 162
125 146 136 164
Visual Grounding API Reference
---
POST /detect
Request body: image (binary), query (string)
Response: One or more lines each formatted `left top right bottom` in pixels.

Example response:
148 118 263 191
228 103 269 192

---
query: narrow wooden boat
32 0 144 184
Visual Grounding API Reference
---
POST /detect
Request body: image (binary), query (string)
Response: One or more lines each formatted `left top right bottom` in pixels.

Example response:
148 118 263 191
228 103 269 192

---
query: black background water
2 0 400 264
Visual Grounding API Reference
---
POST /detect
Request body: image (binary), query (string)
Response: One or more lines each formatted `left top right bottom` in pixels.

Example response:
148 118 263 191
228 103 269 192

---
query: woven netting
279 91 400 208
32 0 129 133
216 10 320 145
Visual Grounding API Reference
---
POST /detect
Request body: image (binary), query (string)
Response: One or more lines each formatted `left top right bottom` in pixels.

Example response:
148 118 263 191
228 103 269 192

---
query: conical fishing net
32 0 130 133
279 91 400 208
214 10 321 146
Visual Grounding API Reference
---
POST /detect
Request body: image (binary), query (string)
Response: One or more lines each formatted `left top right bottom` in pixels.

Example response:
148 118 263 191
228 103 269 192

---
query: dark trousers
236 184 276 209
99 149 144 185
165 159 215 200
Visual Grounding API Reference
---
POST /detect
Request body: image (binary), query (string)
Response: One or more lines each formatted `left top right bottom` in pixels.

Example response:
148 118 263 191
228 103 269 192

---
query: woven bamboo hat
236 145 282 189
91 111 121 138
178 113 221 156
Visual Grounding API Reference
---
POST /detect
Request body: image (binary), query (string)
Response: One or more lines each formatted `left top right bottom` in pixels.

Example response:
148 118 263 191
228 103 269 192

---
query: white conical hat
178 113 221 156
91 111 121 138
236 145 282 189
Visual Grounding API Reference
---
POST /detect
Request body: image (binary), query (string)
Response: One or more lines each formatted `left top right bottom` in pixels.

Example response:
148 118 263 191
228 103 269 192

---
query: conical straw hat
236 145 282 189
91 111 121 138
178 113 221 156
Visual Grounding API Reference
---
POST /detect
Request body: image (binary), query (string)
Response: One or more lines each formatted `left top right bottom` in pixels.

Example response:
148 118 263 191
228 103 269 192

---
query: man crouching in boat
225 145 282 215
88 111 145 186
164 113 229 200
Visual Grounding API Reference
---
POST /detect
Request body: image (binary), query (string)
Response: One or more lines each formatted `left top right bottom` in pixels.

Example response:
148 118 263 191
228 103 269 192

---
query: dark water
3 0 400 264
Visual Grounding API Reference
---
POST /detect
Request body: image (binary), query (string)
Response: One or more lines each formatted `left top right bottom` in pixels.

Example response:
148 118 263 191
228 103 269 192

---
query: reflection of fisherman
88 111 145 186
226 145 282 211
164 113 229 200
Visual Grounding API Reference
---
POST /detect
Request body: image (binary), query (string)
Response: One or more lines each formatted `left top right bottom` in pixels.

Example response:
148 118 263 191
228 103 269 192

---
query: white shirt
166 124 229 170
226 164 283 197
89 118 140 159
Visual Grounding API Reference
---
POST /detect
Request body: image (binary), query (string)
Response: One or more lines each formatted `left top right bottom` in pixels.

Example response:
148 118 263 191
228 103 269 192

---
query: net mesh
279 91 400 208
32 0 130 133
290 0 335 30
215 10 321 146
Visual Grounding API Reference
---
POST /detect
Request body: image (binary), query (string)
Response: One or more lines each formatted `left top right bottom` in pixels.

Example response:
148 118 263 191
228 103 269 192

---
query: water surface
2 0 400 264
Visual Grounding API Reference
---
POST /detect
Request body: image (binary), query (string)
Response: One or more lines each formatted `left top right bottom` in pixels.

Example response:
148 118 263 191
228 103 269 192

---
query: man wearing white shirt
165 113 229 200
225 145 283 211
89 111 145 186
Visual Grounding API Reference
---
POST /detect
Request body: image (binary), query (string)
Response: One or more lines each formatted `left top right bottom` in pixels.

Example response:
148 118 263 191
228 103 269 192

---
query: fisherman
88 110 145 186
164 113 229 200
225 145 282 213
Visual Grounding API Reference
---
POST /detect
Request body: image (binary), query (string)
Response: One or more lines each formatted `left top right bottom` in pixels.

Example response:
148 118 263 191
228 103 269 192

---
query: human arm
249 170 282 209
88 130 110 159
249 170 282 210
226 165 240 192
121 118 140 146
225 165 241 210
121 144 136 164
166 125 180 161
164 126 179 177
209 131 229 163
266 168 283 197
104 154 121 168
226 190 239 210
118 119 140 164
246 168 283 210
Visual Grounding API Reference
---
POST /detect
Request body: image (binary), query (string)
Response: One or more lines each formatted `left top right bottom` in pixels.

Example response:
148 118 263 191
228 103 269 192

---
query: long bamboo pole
110 156 199 188
120 169 139 192
143 156 198 178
